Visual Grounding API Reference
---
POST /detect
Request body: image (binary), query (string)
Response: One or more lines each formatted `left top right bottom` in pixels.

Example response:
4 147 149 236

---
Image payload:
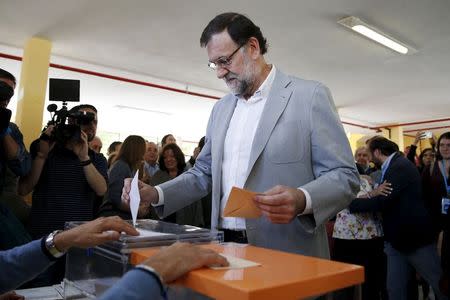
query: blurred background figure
160 134 176 148
106 141 122 169
142 141 159 181
407 131 437 174
150 143 203 227
332 163 387 300
186 136 205 169
422 131 450 297
354 146 376 175
89 136 103 154
99 135 146 219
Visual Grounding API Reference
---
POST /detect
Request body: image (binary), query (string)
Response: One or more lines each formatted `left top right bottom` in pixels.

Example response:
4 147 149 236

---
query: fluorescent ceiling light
338 16 415 54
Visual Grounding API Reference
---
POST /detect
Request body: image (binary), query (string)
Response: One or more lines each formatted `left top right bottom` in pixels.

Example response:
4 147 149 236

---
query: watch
45 230 66 258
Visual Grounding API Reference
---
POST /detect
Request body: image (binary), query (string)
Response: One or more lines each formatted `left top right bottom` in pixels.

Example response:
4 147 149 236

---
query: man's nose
216 66 229 79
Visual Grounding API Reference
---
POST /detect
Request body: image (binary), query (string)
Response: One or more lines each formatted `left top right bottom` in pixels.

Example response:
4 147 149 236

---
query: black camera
44 103 95 145
43 78 94 145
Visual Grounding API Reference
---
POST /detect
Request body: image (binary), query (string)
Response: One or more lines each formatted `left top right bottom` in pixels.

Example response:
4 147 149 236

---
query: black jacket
349 153 435 252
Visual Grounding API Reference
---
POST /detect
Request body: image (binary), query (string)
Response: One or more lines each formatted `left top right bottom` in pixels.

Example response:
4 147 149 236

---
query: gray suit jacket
158 69 359 258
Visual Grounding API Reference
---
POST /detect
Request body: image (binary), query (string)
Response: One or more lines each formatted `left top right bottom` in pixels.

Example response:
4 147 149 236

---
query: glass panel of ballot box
63 219 223 299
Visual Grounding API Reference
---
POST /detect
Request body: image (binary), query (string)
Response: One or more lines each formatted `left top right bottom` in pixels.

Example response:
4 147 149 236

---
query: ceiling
0 0 449 136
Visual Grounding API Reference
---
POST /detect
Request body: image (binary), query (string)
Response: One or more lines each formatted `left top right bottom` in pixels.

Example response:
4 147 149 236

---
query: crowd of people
0 11 449 300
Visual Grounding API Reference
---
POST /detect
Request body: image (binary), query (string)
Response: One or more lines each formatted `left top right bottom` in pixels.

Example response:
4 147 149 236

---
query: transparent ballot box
63 219 223 299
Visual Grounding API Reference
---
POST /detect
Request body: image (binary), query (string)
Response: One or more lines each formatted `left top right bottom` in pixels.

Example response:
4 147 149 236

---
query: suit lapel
213 95 238 184
244 70 293 181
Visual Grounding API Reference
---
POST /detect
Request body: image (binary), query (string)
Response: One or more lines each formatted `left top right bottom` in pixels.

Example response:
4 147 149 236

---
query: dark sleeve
98 269 166 300
0 239 55 293
107 162 132 207
5 123 31 176
349 196 385 213
421 164 432 196
406 144 417 165
91 151 108 182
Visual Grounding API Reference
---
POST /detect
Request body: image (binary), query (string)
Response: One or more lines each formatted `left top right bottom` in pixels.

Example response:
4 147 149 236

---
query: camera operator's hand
38 125 55 158
72 130 90 161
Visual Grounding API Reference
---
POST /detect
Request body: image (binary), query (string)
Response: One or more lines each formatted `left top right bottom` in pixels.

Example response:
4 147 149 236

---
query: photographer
18 104 108 285
0 68 33 250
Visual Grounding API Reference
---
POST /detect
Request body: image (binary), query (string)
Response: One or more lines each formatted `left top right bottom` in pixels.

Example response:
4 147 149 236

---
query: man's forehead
79 108 97 115
206 30 236 60
356 148 368 155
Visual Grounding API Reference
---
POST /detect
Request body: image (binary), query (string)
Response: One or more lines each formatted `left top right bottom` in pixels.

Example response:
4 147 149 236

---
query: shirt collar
381 152 396 173
235 65 276 103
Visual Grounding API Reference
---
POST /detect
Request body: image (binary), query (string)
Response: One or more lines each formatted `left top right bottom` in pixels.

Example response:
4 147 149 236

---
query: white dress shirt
153 65 312 230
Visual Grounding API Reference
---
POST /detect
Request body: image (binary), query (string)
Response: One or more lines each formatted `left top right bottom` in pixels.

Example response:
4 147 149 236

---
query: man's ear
373 149 380 158
246 37 261 59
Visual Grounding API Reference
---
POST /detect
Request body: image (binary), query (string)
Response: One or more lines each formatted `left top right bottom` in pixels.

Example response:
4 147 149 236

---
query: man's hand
142 242 228 283
253 185 306 224
71 130 90 161
370 180 392 197
413 131 423 146
0 291 24 300
53 216 139 252
121 178 159 214
38 125 55 158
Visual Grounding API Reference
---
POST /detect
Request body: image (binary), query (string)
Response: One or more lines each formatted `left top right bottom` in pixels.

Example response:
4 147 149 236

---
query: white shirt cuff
298 188 312 215
152 186 164 206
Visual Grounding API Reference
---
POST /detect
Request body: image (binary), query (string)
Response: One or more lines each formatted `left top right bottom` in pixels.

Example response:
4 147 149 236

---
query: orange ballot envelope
223 187 262 218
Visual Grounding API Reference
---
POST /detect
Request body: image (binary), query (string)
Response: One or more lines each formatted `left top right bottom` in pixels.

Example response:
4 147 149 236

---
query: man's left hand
0 291 24 300
253 185 306 224
53 216 139 252
72 130 90 161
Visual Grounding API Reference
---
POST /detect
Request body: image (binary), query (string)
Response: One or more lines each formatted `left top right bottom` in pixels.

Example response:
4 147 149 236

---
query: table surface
131 243 364 300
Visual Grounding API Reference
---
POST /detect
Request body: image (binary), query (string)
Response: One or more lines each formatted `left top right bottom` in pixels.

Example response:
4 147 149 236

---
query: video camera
43 78 95 145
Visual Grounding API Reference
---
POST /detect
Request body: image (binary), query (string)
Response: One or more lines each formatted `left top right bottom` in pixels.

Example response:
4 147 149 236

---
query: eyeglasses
208 44 244 70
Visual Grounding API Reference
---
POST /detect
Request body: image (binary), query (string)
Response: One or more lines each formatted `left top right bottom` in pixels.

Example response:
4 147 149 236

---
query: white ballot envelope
130 170 140 227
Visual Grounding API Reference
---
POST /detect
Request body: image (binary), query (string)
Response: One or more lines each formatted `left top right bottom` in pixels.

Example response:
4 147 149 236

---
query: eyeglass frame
207 43 245 70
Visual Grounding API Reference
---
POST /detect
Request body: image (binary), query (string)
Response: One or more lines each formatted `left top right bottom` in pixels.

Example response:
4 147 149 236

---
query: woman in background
422 132 450 296
332 164 390 300
160 134 176 148
106 141 122 169
150 143 204 227
99 135 145 219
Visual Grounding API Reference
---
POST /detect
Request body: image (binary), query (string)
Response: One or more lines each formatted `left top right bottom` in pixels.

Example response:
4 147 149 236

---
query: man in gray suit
122 12 359 258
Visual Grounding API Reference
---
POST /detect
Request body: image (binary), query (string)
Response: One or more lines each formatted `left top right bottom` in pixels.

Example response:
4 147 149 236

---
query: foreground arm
18 127 54 196
0 217 138 294
0 240 53 294
349 181 393 213
99 242 228 300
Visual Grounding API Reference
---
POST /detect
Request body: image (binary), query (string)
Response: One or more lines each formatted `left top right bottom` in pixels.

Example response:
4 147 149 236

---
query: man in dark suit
349 136 446 300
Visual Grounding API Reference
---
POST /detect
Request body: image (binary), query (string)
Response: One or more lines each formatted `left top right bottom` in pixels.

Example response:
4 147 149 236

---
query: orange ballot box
131 243 364 300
